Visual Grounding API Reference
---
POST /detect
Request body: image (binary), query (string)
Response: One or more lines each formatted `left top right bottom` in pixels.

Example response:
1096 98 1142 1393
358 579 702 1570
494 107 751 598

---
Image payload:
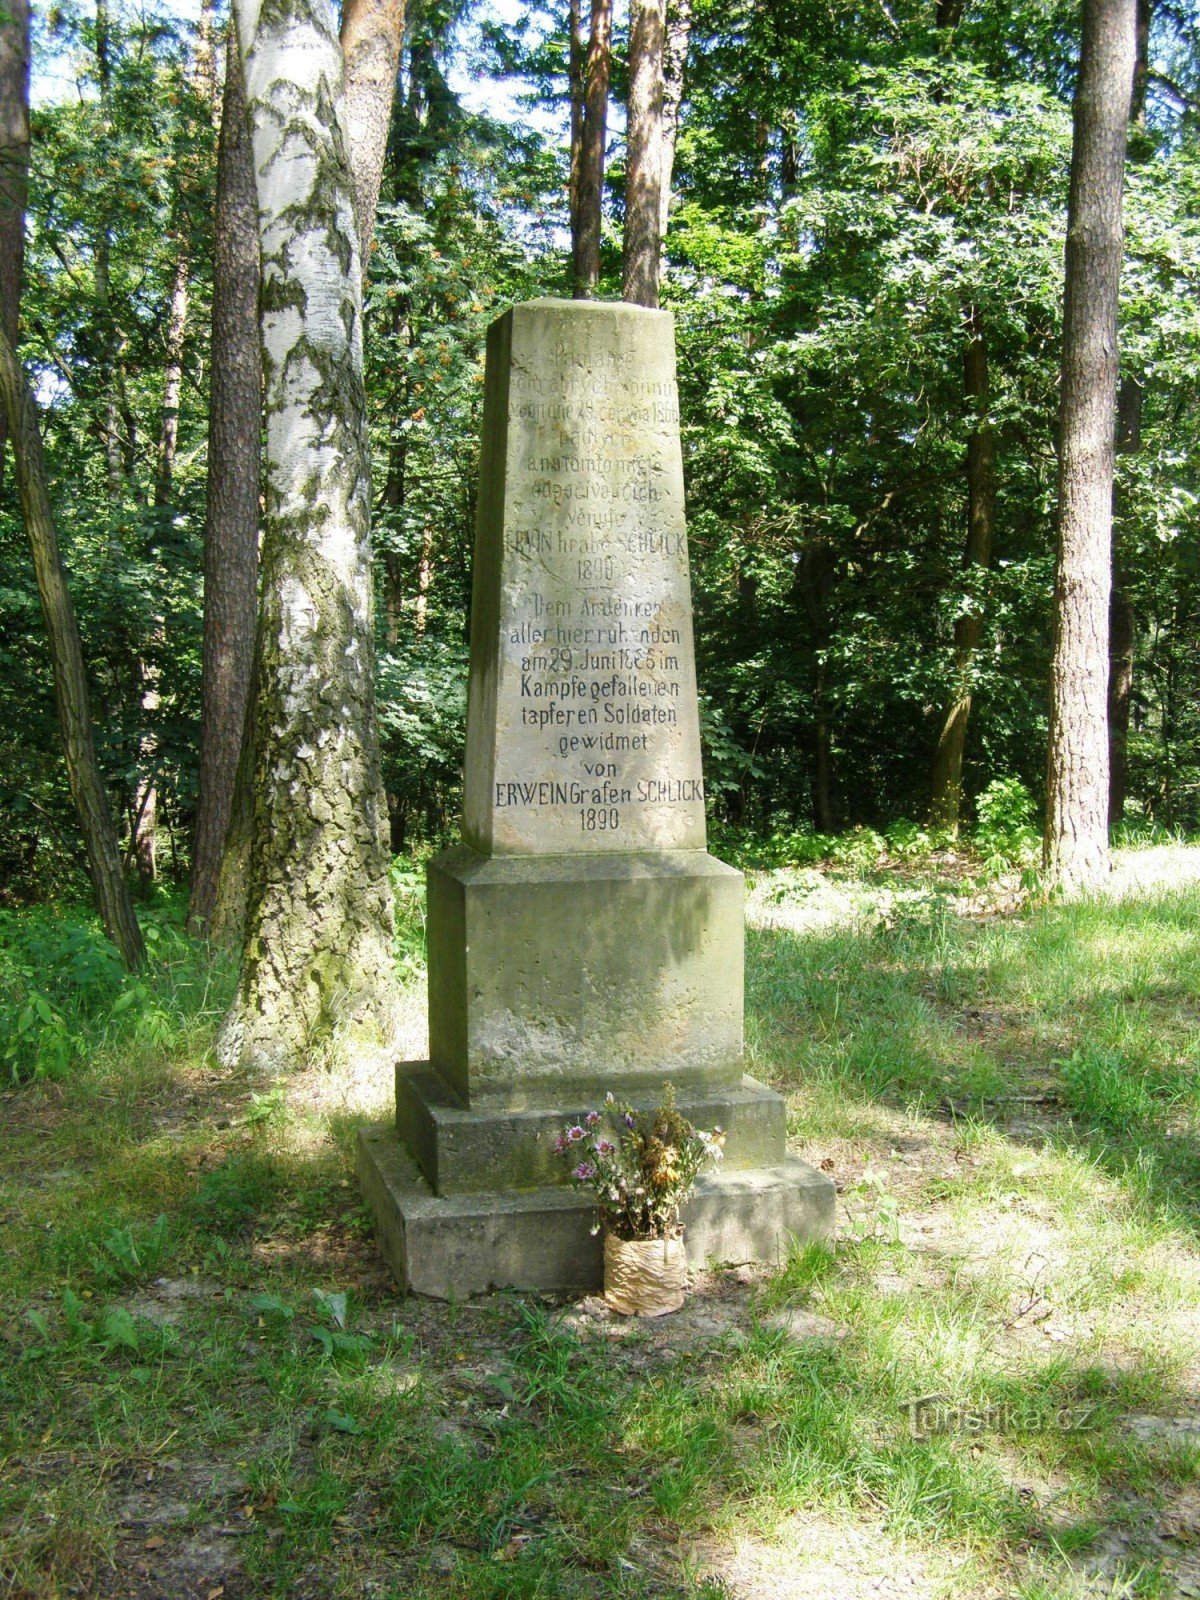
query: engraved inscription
467 306 707 855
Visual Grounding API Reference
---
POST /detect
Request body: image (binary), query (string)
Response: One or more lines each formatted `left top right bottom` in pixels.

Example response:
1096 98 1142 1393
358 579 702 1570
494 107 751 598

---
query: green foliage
973 777 1041 870
0 899 230 1082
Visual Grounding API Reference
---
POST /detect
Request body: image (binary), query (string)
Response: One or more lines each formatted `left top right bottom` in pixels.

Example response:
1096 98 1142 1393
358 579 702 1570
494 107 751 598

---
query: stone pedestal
358 299 834 1296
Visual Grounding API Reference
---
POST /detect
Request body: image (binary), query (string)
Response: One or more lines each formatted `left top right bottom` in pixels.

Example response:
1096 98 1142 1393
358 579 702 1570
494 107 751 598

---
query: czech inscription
466 303 708 854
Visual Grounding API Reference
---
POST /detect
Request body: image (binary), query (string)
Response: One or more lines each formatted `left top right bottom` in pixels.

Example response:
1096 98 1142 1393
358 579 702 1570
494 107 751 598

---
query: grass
1 847 1199 1598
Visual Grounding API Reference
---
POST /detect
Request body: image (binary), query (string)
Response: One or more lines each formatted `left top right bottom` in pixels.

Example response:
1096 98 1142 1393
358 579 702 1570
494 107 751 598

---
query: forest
3 0 1199 934
6 2 1200 1596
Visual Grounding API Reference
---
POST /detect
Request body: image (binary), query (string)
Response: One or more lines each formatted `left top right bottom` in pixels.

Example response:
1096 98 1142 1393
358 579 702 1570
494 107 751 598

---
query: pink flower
567 1125 586 1143
573 1162 596 1182
594 1138 615 1155
553 1133 567 1155
586 1111 601 1126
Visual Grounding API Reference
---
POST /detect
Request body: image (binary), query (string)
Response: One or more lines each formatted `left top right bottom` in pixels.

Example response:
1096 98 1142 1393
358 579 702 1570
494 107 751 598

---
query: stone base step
396 1062 789 1194
356 1124 836 1300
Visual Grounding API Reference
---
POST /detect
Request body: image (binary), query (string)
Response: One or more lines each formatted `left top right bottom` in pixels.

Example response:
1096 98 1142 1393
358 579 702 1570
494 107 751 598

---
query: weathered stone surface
463 299 705 857
357 298 836 1297
396 1062 788 1193
357 1126 837 1299
426 845 742 1105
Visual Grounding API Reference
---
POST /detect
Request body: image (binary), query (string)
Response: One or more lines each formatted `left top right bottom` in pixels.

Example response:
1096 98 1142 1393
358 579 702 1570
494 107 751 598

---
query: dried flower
552 1085 723 1243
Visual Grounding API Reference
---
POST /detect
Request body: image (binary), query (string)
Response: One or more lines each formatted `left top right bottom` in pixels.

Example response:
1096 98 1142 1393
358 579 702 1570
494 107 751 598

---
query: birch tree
218 0 396 1070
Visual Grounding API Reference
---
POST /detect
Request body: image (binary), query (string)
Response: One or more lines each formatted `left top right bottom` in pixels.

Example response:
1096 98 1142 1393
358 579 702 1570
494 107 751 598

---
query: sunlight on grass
2 849 1199 1597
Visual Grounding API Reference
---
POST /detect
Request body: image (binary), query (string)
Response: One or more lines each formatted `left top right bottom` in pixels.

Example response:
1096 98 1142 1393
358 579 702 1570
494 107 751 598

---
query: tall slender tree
572 0 611 296
340 0 407 263
1045 0 1137 892
623 0 666 306
1108 0 1152 827
928 314 996 831
0 331 145 968
0 0 29 482
217 0 396 1069
657 0 689 240
190 27 263 938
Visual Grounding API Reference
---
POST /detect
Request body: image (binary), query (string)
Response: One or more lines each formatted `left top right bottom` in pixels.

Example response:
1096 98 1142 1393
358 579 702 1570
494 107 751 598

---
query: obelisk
358 300 834 1296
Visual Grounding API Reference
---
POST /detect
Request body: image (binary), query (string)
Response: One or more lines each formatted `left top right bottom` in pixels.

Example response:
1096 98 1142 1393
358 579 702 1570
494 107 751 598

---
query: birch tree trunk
340 0 406 265
1044 0 1136 893
190 26 263 937
218 0 397 1070
0 329 145 969
623 0 665 307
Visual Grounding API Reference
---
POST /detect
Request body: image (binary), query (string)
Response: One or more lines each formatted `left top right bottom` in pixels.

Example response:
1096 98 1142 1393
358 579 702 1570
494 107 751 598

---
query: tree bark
0 329 145 969
340 0 406 266
1107 0 1151 827
568 0 585 252
622 0 665 307
1044 0 1136 893
0 0 29 484
189 27 263 937
218 0 397 1069
572 0 611 297
929 310 996 832
658 0 689 240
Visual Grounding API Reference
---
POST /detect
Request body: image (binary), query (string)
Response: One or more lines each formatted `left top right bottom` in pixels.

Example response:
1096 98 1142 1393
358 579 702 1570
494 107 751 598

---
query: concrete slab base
357 1124 837 1300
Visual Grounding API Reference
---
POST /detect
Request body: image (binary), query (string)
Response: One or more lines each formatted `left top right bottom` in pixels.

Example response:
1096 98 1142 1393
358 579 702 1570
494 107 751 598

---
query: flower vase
603 1230 687 1317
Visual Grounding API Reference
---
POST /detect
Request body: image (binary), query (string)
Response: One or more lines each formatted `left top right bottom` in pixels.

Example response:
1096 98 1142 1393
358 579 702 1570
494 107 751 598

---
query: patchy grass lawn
2 847 1199 1599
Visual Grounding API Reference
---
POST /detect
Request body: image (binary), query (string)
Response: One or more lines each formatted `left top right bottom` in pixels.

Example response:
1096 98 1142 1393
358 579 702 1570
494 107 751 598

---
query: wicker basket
603 1231 687 1317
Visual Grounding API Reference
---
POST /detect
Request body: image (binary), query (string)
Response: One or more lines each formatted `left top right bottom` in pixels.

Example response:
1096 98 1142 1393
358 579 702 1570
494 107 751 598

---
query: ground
2 844 1199 1599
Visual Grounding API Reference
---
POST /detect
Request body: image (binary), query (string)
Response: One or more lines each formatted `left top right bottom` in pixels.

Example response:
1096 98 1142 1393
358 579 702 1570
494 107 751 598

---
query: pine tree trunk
0 0 29 485
568 0 585 251
1044 0 1136 893
573 0 611 297
340 0 406 265
929 310 996 832
658 0 689 240
190 27 263 937
217 0 397 1069
622 0 665 307
0 329 145 969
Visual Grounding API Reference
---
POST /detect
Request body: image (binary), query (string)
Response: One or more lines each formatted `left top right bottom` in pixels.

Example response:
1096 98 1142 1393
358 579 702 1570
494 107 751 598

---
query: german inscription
463 300 708 855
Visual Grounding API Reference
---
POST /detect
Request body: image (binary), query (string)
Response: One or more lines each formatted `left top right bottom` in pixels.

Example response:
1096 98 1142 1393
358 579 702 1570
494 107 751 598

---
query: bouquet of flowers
554 1084 725 1241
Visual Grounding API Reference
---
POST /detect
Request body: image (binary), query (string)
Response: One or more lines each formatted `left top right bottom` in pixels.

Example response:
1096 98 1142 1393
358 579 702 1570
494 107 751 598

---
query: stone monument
358 299 834 1297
